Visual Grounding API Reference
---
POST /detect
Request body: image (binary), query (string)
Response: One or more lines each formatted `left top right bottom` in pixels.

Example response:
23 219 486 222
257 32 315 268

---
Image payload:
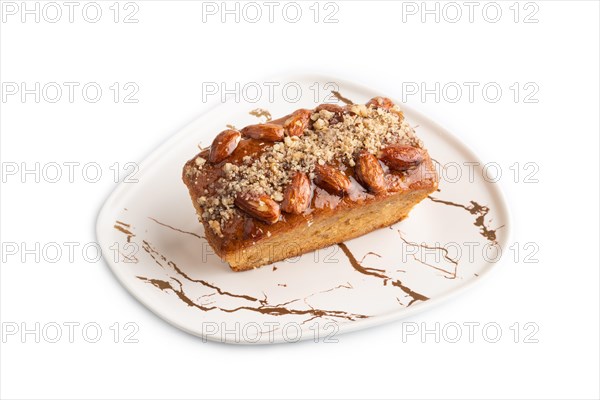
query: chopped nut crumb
195 157 206 168
208 220 223 237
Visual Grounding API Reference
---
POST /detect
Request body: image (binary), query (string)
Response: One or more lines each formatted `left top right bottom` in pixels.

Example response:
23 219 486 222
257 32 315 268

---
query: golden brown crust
182 97 438 271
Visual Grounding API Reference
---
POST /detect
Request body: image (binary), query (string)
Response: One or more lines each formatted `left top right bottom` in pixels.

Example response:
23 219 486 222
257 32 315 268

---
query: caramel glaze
183 112 438 255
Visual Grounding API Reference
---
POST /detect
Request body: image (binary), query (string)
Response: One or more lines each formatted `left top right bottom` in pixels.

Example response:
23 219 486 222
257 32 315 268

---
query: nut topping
379 145 424 171
281 172 311 214
313 164 351 195
234 192 281 224
241 123 285 142
315 103 345 124
189 98 426 237
366 96 395 110
284 109 311 137
355 150 386 193
208 129 241 164
366 96 404 119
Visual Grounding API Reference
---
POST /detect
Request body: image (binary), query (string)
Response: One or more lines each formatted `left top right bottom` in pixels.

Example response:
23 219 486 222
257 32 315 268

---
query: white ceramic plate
96 75 510 344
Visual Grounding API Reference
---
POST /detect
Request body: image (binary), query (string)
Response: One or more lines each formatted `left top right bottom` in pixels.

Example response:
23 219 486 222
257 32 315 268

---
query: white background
1 1 599 399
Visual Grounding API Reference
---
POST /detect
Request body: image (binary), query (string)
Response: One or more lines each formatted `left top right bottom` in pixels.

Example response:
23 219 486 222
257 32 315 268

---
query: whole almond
366 96 394 110
241 123 285 141
284 109 311 137
208 129 241 163
235 192 281 224
313 164 351 195
281 172 311 214
355 150 386 193
379 145 424 171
